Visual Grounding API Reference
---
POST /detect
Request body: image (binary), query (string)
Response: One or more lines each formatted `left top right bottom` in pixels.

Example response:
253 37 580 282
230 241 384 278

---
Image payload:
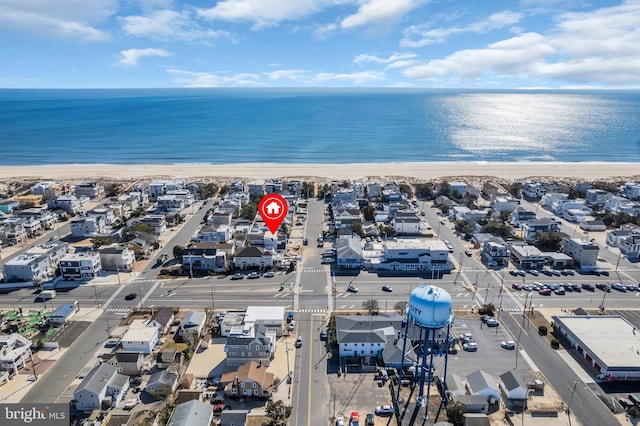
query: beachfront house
75 182 105 199
2 253 54 284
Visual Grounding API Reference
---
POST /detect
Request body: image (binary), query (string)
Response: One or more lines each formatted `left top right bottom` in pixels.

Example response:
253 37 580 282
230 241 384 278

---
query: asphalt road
500 312 617 426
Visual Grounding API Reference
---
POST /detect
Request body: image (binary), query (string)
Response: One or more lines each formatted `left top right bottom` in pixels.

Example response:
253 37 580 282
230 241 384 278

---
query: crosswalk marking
132 279 156 284
302 268 326 273
297 308 326 313
105 307 130 313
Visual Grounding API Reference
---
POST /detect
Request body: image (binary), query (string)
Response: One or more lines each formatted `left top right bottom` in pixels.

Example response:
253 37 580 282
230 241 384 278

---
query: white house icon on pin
265 201 281 215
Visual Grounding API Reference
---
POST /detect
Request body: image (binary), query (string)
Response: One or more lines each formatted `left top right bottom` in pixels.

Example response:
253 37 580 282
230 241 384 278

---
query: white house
233 246 273 269
179 311 207 338
466 370 501 403
157 195 186 212
481 241 509 267
2 254 54 284
336 236 363 269
120 326 158 354
48 303 79 326
74 364 129 411
392 214 422 235
75 182 105 199
25 239 69 270
335 313 404 358
70 216 107 237
449 182 468 197
563 209 588 223
606 229 633 247
563 237 599 270
98 244 135 271
585 189 613 206
137 215 167 235
148 307 175 336
620 234 640 258
88 208 117 225
492 196 519 213
499 371 528 400
522 181 546 199
0 333 32 375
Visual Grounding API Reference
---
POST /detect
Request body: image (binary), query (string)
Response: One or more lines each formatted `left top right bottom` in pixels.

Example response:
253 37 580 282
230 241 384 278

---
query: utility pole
93 281 100 308
566 380 578 426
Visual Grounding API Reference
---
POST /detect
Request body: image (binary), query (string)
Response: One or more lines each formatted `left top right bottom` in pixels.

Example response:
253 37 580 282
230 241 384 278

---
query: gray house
225 323 275 367
499 371 527 400
146 370 179 394
167 399 213 426
336 236 363 269
179 311 207 338
220 410 249 426
73 364 129 411
105 351 145 376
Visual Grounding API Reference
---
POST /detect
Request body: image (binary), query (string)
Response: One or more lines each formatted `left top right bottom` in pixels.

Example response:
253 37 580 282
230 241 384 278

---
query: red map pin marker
258 194 289 234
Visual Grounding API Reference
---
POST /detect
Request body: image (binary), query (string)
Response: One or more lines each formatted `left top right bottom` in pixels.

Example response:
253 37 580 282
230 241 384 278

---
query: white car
347 284 359 293
501 340 516 350
375 405 395 415
463 342 478 352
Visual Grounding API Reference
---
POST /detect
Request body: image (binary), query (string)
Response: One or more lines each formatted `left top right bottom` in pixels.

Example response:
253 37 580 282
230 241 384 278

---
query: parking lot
447 315 531 380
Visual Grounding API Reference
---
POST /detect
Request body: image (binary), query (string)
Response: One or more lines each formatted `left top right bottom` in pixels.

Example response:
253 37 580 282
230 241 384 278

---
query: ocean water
1 88 639 165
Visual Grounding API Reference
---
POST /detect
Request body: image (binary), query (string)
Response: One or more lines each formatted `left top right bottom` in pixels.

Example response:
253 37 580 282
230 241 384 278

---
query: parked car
350 411 360 426
247 272 260 279
551 269 562 276
511 283 522 290
464 249 473 256
581 283 595 291
460 333 474 343
320 330 328 340
486 319 500 327
263 271 275 278
501 340 516 350
554 288 565 295
596 283 611 292
528 270 539 276
522 285 532 291
538 288 551 296
375 405 395 415
303 238 309 246
124 293 137 300
295 336 302 348
517 270 527 277
231 273 243 280
611 283 626 292
463 342 478 352
366 413 374 425
347 283 359 293
336 416 345 426
509 270 519 276
382 285 393 292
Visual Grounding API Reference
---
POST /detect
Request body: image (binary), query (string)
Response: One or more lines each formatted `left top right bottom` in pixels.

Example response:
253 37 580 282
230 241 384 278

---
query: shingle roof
114 351 142 363
336 237 362 260
235 246 264 258
75 364 119 395
466 370 499 395
499 371 526 391
152 307 174 328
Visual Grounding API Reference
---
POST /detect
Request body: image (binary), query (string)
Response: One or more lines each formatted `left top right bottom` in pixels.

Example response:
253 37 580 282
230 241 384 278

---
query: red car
350 411 360 426
212 403 225 413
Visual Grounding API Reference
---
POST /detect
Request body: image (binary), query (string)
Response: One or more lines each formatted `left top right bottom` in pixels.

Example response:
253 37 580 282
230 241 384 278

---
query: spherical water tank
408 285 453 328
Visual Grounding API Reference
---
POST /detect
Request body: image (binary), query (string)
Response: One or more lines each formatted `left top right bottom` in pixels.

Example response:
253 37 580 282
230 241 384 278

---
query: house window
259 352 266 356
248 352 252 357
241 352 245 357
241 383 245 388
252 383 256 388
229 352 236 356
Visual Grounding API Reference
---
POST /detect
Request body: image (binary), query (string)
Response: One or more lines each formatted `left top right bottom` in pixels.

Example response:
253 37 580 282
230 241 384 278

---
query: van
35 290 56 301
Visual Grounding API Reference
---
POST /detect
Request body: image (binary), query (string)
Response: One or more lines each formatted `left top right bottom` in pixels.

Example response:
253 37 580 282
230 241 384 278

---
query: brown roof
237 361 274 388
174 390 202 405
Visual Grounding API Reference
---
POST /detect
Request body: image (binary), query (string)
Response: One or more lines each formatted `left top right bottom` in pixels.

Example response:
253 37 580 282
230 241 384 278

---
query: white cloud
167 68 264 87
313 71 385 84
264 69 308 81
120 48 172 66
403 33 554 80
354 52 417 65
197 0 331 29
401 10 523 48
0 0 116 41
341 0 424 29
120 9 233 42
198 0 425 31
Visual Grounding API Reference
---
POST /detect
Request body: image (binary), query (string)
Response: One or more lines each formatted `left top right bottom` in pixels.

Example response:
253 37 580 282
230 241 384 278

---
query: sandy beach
0 162 639 182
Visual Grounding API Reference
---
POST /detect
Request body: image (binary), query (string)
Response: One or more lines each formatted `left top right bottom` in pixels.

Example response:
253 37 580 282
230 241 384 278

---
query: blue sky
1 0 639 88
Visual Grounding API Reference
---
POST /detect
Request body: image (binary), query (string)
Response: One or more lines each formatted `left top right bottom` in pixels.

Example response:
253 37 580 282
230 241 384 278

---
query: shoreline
1 162 639 181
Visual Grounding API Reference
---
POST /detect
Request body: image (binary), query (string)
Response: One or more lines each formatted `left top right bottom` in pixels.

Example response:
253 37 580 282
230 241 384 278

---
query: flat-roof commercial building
552 315 640 380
